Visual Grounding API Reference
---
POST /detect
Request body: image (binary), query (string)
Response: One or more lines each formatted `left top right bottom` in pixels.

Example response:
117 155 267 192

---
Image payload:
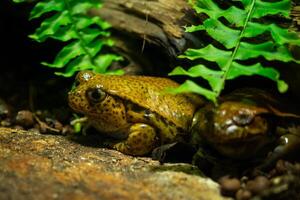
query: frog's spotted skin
68 71 204 155
113 123 157 155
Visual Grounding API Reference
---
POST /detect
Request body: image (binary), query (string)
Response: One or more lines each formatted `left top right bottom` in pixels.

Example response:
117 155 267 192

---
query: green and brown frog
68 71 204 155
69 71 300 169
191 88 300 169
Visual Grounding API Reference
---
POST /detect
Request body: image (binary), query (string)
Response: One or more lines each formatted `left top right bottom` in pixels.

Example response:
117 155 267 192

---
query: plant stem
215 0 256 98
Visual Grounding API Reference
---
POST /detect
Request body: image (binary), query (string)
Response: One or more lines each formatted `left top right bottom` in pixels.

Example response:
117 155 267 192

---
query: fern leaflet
169 0 300 104
13 0 123 77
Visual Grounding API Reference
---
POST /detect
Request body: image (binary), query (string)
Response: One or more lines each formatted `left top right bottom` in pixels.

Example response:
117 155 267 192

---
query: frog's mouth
210 135 276 160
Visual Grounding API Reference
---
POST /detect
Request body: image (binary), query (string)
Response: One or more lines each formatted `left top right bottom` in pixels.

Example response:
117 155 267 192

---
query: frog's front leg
258 133 300 170
113 123 158 156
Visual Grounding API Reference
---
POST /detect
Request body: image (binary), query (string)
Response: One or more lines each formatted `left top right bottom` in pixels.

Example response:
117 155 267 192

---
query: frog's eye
86 88 106 104
232 110 254 126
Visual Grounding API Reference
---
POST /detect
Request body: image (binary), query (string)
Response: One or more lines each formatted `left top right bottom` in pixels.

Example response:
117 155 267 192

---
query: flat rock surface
0 127 230 200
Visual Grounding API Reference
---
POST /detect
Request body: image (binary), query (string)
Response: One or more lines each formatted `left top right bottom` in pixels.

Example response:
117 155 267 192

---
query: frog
190 88 300 170
68 71 205 156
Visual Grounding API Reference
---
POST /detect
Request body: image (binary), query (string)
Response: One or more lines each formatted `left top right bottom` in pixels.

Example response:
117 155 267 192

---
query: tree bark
90 0 200 75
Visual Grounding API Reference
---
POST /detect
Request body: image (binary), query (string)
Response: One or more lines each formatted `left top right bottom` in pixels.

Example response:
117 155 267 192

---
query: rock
15 110 34 128
246 176 271 195
218 176 241 196
0 127 230 200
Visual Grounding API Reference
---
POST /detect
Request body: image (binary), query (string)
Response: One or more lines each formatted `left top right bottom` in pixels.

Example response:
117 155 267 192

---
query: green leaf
244 22 300 46
228 62 288 92
167 80 218 103
189 0 222 18
277 80 289 93
169 65 223 91
12 0 27 3
202 18 241 49
17 0 120 77
80 28 109 43
55 55 92 77
252 0 291 19
48 25 76 41
56 54 123 77
42 41 84 68
75 16 111 30
237 41 299 63
240 0 252 7
228 62 280 81
46 24 109 43
70 1 102 15
185 25 205 33
93 54 123 73
172 0 299 103
180 45 232 67
220 6 247 27
85 40 103 57
30 0 64 20
105 69 125 75
29 11 71 42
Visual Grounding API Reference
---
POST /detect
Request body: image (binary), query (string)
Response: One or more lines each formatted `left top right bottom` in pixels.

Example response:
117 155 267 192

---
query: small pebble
62 125 74 135
15 110 34 127
0 98 11 119
219 176 241 196
236 189 252 200
246 176 270 195
1 119 12 127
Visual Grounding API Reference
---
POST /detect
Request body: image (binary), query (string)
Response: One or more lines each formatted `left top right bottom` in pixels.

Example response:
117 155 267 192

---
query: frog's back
91 74 204 129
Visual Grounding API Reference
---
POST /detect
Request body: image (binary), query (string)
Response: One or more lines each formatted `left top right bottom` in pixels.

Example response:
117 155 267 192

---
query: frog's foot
112 123 158 156
257 134 300 171
152 142 196 164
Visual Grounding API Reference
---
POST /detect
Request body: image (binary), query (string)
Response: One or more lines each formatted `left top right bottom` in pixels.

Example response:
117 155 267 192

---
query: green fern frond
14 0 122 77
170 0 300 104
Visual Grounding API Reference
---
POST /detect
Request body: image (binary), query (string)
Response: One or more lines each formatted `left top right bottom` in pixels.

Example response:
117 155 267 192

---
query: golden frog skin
191 88 300 169
68 71 204 155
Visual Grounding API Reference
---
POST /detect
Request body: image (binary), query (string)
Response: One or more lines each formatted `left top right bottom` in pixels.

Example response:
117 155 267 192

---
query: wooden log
89 0 201 74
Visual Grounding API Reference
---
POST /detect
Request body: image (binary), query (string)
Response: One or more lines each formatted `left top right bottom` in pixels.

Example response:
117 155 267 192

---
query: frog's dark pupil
86 88 105 103
91 90 101 100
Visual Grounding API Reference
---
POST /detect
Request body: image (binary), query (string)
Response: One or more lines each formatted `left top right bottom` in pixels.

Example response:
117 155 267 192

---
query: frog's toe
113 123 158 156
257 134 300 170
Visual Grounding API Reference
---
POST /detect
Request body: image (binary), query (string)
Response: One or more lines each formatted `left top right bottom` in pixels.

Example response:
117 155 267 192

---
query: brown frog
69 72 300 168
68 71 204 155
191 88 300 169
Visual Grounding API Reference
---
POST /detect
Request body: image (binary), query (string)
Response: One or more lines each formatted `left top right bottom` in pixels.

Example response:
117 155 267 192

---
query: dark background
0 0 71 110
